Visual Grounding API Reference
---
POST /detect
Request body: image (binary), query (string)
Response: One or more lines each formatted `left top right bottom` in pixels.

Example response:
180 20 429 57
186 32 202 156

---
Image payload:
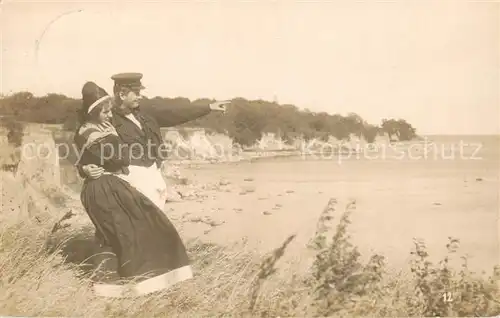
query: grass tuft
1 172 499 317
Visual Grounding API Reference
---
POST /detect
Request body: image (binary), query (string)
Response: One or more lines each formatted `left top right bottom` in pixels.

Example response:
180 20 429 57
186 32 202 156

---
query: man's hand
82 164 105 179
209 100 230 113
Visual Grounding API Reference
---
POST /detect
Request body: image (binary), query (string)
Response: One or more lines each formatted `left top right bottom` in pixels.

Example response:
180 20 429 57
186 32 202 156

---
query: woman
74 81 192 298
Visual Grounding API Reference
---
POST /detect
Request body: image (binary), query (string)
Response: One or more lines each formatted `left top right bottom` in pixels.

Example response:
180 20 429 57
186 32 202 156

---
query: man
79 72 228 208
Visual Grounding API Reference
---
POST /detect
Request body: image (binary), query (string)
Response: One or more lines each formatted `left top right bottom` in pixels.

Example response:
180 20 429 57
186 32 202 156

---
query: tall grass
1 175 499 317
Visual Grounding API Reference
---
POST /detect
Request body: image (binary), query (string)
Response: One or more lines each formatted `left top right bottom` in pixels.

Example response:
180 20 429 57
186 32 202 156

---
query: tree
0 92 419 146
381 118 417 141
396 119 417 141
361 124 379 144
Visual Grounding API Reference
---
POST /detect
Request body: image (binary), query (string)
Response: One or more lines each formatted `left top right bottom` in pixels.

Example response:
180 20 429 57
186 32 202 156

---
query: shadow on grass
47 224 224 283
46 227 118 280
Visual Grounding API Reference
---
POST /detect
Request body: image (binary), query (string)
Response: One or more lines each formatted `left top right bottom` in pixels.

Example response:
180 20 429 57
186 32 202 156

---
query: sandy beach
1 133 498 317
167 135 499 274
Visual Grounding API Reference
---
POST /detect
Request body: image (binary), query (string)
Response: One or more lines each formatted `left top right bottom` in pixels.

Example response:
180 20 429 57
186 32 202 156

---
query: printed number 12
443 292 453 302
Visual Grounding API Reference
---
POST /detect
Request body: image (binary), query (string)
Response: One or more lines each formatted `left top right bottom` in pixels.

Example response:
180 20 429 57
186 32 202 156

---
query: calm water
186 135 499 272
60 135 499 271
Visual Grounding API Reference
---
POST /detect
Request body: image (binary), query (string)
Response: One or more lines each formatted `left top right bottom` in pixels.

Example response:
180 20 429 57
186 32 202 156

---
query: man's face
119 88 141 110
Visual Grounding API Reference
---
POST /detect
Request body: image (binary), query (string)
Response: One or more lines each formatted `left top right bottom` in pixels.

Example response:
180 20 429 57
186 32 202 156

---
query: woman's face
97 100 113 123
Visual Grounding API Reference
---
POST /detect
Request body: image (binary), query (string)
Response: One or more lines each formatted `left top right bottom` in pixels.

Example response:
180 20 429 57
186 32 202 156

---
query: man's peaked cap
111 72 145 90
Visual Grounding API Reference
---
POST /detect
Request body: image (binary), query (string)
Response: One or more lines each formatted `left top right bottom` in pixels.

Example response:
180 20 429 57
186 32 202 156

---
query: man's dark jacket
76 103 211 178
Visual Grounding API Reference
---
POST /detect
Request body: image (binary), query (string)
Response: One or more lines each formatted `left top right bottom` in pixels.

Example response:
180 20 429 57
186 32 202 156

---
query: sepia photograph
0 0 499 317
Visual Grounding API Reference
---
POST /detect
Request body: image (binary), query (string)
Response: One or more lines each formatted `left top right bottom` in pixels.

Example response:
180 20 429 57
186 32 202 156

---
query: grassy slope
1 171 499 317
0 126 499 317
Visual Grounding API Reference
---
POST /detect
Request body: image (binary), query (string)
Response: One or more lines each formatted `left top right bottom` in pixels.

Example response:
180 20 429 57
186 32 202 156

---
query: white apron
113 114 167 210
116 164 167 210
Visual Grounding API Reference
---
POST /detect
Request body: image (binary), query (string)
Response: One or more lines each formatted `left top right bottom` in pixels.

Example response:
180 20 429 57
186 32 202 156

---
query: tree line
0 92 417 146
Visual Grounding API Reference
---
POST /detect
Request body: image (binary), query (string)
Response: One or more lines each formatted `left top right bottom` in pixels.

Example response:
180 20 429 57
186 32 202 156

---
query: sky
1 0 499 135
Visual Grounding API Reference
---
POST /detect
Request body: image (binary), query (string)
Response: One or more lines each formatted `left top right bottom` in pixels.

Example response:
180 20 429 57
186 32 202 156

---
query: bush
0 117 24 147
0 117 24 172
0 92 420 147
361 124 379 143
1 192 498 317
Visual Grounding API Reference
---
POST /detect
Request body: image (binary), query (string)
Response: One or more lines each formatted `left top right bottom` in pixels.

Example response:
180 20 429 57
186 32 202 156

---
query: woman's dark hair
77 103 105 124
78 81 110 124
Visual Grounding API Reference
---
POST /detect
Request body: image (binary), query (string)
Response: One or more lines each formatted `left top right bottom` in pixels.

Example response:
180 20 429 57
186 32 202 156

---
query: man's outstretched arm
144 100 230 127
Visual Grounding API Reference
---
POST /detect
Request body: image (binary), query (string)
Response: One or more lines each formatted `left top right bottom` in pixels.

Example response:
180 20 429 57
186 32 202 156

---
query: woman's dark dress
74 124 191 294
